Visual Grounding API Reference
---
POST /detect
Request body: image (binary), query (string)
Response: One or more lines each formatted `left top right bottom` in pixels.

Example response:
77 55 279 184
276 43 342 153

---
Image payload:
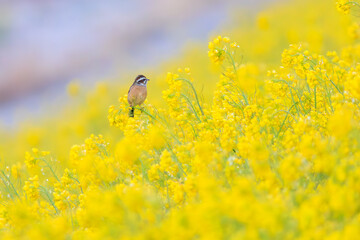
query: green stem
1 171 20 199
39 159 60 182
39 186 59 214
166 144 187 177
0 175 15 199
175 78 204 115
276 104 296 138
68 176 84 194
346 2 360 8
314 86 317 110
180 93 201 122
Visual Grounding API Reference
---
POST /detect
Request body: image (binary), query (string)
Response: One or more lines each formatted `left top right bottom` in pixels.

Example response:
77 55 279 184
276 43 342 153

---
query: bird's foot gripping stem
129 107 135 117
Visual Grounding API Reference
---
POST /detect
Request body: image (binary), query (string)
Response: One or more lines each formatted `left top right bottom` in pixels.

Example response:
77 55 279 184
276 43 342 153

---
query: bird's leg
129 107 135 117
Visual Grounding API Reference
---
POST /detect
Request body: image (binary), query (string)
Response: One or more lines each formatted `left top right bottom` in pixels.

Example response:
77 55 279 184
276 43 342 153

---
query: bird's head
134 75 150 86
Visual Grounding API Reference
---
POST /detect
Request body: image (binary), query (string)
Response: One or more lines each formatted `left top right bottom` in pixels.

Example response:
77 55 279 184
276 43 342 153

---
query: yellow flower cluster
24 148 50 169
335 0 360 40
0 0 360 238
208 35 239 65
23 175 40 201
336 0 351 14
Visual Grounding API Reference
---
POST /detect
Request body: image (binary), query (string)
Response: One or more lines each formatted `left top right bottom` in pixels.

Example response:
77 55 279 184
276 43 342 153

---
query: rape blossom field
1 0 360 239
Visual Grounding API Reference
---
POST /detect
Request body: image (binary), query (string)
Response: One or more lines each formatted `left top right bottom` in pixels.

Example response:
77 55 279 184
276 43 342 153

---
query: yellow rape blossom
0 0 360 239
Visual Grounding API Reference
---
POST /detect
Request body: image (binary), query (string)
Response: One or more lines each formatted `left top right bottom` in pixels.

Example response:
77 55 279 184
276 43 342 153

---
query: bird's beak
147 78 150 81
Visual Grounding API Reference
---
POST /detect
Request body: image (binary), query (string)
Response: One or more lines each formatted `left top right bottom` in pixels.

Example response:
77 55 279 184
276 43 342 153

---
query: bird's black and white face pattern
134 75 149 86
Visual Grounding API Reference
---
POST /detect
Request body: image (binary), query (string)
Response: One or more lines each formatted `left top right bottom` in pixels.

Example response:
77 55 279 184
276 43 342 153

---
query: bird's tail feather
129 107 134 117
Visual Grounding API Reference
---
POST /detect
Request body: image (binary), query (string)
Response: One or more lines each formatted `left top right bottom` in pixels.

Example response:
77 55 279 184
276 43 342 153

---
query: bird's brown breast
128 85 147 107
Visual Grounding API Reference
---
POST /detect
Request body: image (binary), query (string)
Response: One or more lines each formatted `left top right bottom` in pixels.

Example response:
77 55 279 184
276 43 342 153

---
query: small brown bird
127 74 150 117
